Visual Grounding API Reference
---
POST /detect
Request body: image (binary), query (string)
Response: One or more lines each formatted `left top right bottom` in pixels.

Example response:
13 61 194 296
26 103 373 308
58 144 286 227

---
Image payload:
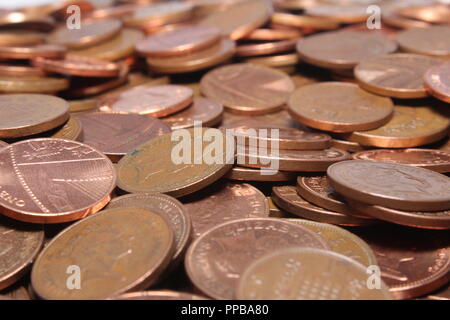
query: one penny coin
396 26 450 58
0 44 66 60
50 116 83 141
424 62 450 103
305 4 370 23
225 166 296 182
123 2 194 28
243 28 301 41
235 39 297 57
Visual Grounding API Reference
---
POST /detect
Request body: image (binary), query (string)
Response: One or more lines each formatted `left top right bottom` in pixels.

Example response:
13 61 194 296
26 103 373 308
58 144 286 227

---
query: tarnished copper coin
235 39 297 57
0 216 44 290
201 63 295 115
272 186 376 226
225 166 296 182
236 247 391 300
116 128 234 197
76 113 171 162
114 290 206 300
296 31 397 69
424 62 450 103
47 19 123 49
352 149 450 173
182 182 269 238
0 139 116 224
0 44 66 60
0 94 69 139
354 225 450 299
396 26 450 58
99 84 193 117
355 54 443 99
185 218 329 299
327 160 450 211
31 207 175 299
108 193 191 265
0 76 69 94
287 82 394 133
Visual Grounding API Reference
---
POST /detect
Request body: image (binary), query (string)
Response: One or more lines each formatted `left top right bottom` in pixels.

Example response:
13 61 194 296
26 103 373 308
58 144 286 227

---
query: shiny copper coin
108 193 191 265
51 116 83 141
114 290 206 300
201 63 295 115
272 186 376 226
31 207 175 299
162 97 223 130
305 4 370 23
0 216 44 290
287 82 394 133
235 39 297 57
354 225 450 299
0 138 116 224
99 84 193 117
0 94 69 139
244 53 299 68
352 149 450 173
124 2 194 28
296 31 397 69
243 28 301 41
327 160 450 211
136 26 221 57
182 182 269 238
225 166 296 182
0 76 69 94
271 12 340 30
185 218 329 299
355 54 443 99
0 44 66 60
0 64 45 77
396 26 450 58
424 62 450 103
47 19 122 49
77 112 170 162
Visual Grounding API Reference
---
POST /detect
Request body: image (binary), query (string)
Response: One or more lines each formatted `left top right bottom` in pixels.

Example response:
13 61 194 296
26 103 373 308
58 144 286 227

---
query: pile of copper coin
0 0 450 301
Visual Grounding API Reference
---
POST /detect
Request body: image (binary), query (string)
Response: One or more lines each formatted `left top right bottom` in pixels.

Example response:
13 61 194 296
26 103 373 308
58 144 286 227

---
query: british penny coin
98 84 193 117
123 2 194 28
0 64 45 77
47 19 122 49
236 248 391 300
116 128 234 197
287 219 377 267
296 31 397 69
51 116 83 141
162 97 223 130
185 218 329 299
305 4 370 23
396 26 450 58
221 109 300 130
244 53 299 68
0 94 69 139
114 290 206 300
355 54 443 99
354 225 450 299
0 215 44 290
271 186 376 226
146 38 236 74
76 112 171 162
352 149 450 173
225 166 296 182
235 39 297 57
287 82 394 133
198 0 272 40
271 12 340 30
0 30 46 46
327 160 450 211
424 62 450 103
0 76 69 94
33 55 120 78
136 26 221 57
108 193 191 265
0 138 116 224
331 138 368 153
182 182 269 238
344 105 450 148
200 63 295 115
31 207 175 299
0 44 66 60
243 28 301 41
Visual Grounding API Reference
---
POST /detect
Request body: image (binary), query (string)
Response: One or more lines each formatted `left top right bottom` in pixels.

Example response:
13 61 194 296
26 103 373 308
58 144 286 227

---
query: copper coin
225 165 296 182
68 99 98 113
99 84 193 117
47 19 122 49
124 2 194 28
33 55 120 78
76 112 171 162
424 62 450 103
146 37 236 74
0 138 116 224
0 64 45 77
182 182 269 238
0 76 69 94
354 225 450 299
108 193 191 265
305 4 370 23
0 284 31 300
0 215 44 290
398 4 450 24
271 12 340 30
236 248 391 300
244 53 299 68
221 109 300 130
31 207 175 299
0 94 69 139
243 28 301 41
87 4 137 20
136 25 221 57
114 290 206 300
0 12 55 31
424 283 450 300
185 217 329 299
0 30 46 46
296 31 397 69
0 141 7 149
396 26 450 58
116 128 234 197
235 39 297 57
271 186 376 226
51 116 83 142
352 149 450 173
344 104 450 148
0 44 66 60
162 97 223 130
287 82 394 133
327 160 450 211
355 54 443 99
331 138 368 153
200 63 295 115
